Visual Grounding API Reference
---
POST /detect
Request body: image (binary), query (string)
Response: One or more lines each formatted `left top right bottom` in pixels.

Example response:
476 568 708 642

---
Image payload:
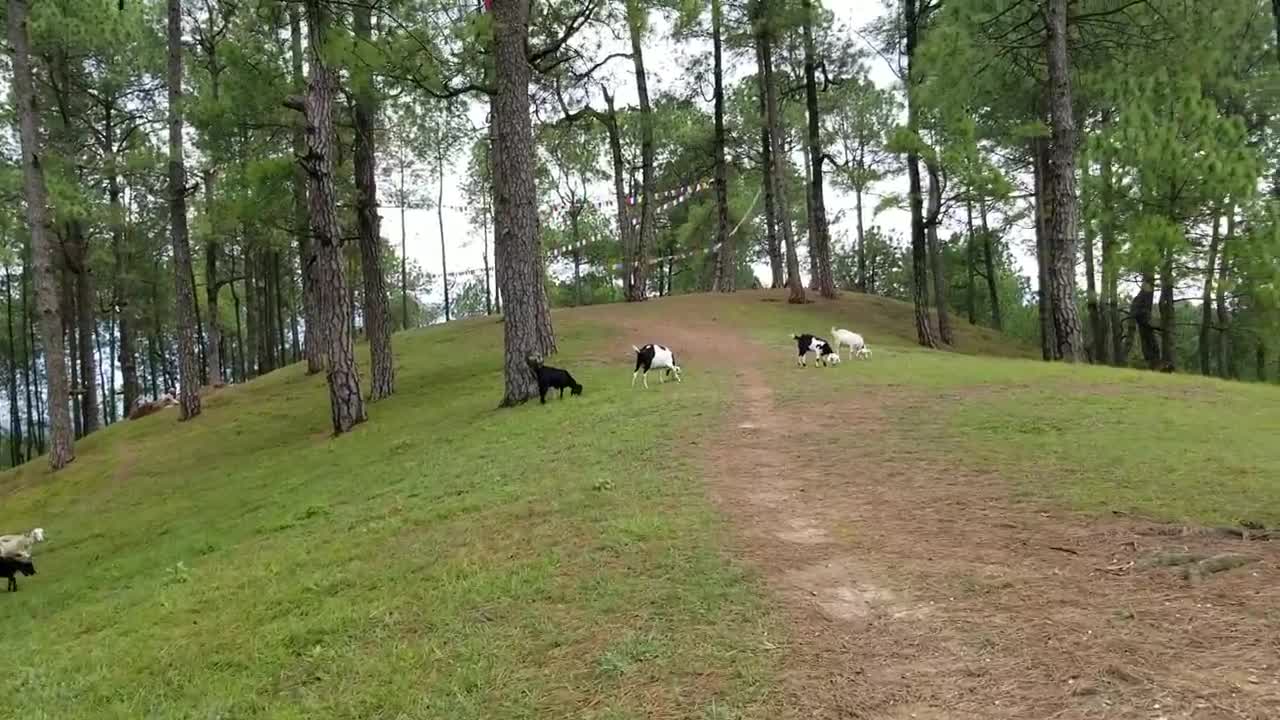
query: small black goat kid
0 555 36 592
526 356 584 404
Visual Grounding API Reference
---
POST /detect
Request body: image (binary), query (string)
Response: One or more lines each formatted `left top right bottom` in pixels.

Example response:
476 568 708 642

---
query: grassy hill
3 290 1278 718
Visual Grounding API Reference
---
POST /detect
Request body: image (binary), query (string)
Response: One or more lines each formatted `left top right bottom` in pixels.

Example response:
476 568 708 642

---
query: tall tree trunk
711 0 734 292
398 172 410 328
231 277 245 382
625 0 655 300
353 0 395 401
1257 341 1267 382
483 194 493 315
65 290 81 438
802 0 836 298
1033 138 1055 360
979 200 1002 330
1133 269 1160 369
1158 249 1175 369
753 30 784 289
1045 0 1084 362
965 200 977 325
273 252 288 364
1081 163 1103 363
244 252 259 377
601 88 635 297
438 148 451 321
168 0 202 420
8 0 74 468
68 221 100 434
1216 210 1234 377
5 265 23 466
94 325 108 427
903 0 937 347
760 8 804 304
20 256 35 458
202 58 224 387
1199 213 1221 376
494 0 557 406
925 162 952 344
300 0 366 433
290 5 323 374
109 159 139 412
802 141 818 291
1099 146 1123 366
203 174 224 387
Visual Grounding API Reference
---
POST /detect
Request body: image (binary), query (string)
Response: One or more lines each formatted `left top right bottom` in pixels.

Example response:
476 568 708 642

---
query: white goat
831 327 871 360
0 528 45 560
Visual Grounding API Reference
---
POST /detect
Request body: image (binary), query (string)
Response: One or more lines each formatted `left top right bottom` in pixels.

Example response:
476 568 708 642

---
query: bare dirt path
597 306 1280 720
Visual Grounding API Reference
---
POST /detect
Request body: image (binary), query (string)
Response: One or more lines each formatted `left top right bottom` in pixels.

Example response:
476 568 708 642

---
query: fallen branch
1182 553 1259 583
1047 545 1080 556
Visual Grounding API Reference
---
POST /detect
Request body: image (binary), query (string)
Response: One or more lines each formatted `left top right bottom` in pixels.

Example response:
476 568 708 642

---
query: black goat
526 356 584 404
0 556 36 592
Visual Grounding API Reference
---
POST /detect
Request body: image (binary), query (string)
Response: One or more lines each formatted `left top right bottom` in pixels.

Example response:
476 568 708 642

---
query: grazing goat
128 393 178 420
831 328 873 360
0 556 35 592
0 528 44 559
526 356 583 404
632 344 682 388
792 334 840 367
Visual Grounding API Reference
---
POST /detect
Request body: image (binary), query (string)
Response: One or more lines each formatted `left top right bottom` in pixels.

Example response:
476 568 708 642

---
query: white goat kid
632 344 682 388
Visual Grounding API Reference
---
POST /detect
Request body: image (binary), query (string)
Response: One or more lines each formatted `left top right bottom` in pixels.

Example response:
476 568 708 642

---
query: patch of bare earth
604 308 1279 720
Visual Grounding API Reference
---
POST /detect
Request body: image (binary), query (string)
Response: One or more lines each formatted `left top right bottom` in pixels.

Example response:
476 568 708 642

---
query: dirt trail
599 307 1280 719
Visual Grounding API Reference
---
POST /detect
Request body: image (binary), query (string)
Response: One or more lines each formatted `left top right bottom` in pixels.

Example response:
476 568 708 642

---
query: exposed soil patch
596 305 1280 720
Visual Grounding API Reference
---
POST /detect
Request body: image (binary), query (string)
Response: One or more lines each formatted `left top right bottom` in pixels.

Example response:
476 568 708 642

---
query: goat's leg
632 370 639 388
643 372 649 389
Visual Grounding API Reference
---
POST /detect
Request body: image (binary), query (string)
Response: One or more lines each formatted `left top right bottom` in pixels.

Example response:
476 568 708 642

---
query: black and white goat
526 356 583 404
632 344 682 388
0 555 35 592
792 334 840 367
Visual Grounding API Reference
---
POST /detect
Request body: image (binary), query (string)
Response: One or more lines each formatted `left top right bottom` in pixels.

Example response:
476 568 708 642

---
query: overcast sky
377 0 1038 308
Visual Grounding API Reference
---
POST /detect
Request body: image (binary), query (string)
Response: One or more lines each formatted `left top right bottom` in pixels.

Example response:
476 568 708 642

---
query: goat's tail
790 334 800 340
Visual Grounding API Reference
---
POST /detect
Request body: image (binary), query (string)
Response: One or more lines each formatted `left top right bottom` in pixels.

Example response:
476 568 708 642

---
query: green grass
0 313 774 719
764 306 1280 526
3 290 1278 718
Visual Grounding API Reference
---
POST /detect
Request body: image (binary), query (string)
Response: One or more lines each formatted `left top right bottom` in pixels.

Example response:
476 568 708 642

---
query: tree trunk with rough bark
1099 147 1122 366
904 0 937 347
802 0 835 298
493 0 557 406
10 0 75 467
290 5 322 374
1033 139 1054 360
965 201 977 325
925 162 952 344
753 30 783 289
353 0 394 401
203 172 224 387
1045 0 1084 362
1133 269 1160 369
4 265 23 465
1081 163 1103 363
301 0 365 432
711 0 734 292
625 0 655 300
1216 211 1234 377
68 221 100 434
979 201 1002 330
760 2 804 304
167 0 202 420
1158 250 1176 369
1199 213 1221 376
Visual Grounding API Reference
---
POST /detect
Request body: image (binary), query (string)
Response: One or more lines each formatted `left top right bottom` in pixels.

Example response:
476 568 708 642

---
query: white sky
377 0 1038 307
